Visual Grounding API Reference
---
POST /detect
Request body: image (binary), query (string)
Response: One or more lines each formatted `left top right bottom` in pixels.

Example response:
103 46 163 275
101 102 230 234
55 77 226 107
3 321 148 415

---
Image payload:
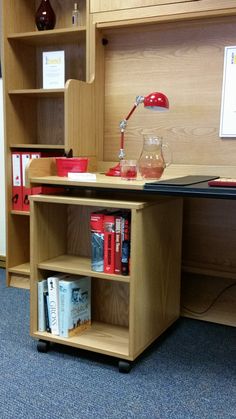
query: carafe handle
162 143 172 167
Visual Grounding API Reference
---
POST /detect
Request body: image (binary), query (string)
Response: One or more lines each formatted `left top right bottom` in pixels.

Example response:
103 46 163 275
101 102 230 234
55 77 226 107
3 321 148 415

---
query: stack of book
38 275 91 337
90 210 131 275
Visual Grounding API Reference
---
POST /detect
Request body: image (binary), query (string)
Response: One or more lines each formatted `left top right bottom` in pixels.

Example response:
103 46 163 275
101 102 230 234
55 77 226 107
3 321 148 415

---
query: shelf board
33 321 129 358
8 262 30 276
11 210 30 216
29 175 146 190
10 144 65 150
38 255 130 283
9 89 64 98
8 27 86 46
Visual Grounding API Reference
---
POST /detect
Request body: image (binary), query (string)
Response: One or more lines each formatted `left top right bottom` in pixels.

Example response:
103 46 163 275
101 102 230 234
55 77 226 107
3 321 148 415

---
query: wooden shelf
38 255 130 283
8 263 30 276
9 89 65 98
7 27 86 46
27 174 148 190
11 210 30 216
8 263 30 289
33 322 130 358
31 194 147 208
10 144 65 150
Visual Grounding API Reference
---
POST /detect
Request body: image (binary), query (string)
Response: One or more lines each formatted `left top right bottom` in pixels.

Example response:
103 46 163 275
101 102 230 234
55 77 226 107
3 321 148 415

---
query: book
90 211 105 272
44 291 51 333
121 211 131 276
59 276 91 338
104 214 115 273
114 214 122 274
47 275 61 335
37 279 48 332
11 151 23 210
208 178 236 187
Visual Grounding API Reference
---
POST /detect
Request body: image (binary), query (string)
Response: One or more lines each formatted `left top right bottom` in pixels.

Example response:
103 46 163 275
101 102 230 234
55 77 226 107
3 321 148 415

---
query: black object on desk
144 175 236 199
147 175 219 186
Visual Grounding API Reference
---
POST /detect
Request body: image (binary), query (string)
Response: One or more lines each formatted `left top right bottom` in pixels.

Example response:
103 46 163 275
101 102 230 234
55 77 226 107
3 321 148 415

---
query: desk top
27 160 236 198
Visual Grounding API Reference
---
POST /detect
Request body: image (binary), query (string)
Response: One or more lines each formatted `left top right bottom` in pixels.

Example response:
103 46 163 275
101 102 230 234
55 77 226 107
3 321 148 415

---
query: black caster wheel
118 360 132 373
37 340 50 353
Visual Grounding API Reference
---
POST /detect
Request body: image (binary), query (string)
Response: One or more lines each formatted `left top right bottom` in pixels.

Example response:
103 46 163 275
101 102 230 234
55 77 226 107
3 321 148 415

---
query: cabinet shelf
9 89 65 98
33 322 130 358
38 255 131 283
10 144 65 150
8 263 30 276
8 27 86 46
11 210 30 216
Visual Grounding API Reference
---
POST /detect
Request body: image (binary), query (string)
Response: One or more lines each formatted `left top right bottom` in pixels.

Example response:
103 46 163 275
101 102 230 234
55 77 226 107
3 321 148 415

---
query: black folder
145 175 219 187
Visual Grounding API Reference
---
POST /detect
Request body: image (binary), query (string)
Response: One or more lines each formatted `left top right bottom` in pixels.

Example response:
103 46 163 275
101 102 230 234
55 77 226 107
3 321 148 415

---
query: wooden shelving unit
2 0 95 288
30 193 183 370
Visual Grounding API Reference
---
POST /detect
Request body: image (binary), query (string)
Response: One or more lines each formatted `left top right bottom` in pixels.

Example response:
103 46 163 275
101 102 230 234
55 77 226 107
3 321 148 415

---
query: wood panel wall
102 16 236 164
100 15 236 325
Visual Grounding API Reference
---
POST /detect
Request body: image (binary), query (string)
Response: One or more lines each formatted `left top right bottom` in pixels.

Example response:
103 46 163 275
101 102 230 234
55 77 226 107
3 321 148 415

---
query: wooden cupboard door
90 0 194 13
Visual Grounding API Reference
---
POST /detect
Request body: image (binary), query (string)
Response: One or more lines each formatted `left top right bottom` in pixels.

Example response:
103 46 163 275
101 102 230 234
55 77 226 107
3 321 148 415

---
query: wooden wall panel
181 272 236 327
102 16 236 164
182 198 236 276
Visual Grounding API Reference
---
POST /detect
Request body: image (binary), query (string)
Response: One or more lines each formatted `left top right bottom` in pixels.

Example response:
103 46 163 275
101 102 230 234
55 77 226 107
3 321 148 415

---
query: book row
90 210 131 275
38 275 91 337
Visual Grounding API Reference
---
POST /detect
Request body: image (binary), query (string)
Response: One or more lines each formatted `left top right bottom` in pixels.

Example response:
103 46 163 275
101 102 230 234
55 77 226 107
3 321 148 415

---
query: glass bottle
35 0 56 31
72 3 80 27
138 134 171 179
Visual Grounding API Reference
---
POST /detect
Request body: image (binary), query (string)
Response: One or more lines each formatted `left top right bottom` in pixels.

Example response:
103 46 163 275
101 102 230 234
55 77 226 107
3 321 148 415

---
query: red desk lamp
106 92 169 177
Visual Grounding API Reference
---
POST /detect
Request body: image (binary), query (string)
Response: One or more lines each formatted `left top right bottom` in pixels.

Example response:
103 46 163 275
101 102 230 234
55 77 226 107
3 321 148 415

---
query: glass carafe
138 134 171 180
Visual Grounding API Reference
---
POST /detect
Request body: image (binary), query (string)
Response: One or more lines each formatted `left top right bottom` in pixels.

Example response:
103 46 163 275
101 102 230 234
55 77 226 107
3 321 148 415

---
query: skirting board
0 255 6 269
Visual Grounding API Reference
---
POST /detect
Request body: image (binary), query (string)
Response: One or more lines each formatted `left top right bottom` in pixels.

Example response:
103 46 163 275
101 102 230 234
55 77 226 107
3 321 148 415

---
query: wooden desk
27 159 236 328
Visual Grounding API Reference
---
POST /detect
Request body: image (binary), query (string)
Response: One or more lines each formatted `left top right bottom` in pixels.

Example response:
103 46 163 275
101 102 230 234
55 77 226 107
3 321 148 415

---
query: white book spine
47 276 60 335
59 281 70 337
37 279 47 332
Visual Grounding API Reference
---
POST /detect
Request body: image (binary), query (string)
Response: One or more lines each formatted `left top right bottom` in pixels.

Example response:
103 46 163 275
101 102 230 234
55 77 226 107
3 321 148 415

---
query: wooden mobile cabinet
30 192 183 371
2 0 95 288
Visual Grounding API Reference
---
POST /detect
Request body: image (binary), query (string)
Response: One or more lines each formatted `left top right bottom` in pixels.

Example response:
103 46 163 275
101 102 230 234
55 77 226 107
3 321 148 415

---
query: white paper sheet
220 46 236 137
43 50 65 89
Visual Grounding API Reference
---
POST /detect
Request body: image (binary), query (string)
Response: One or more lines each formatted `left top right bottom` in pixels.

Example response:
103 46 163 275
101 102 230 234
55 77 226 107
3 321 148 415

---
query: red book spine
21 152 31 211
11 151 23 210
104 214 115 274
114 215 122 274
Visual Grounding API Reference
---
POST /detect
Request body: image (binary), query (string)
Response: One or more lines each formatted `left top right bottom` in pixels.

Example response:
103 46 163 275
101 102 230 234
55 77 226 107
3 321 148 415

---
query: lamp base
105 162 121 177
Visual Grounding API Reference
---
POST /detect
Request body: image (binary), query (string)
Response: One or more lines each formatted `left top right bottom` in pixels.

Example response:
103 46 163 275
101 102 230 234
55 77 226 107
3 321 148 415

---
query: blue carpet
0 268 235 419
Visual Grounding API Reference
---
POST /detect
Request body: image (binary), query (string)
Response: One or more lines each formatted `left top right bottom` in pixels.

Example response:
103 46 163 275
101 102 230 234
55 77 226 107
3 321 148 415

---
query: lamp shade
144 92 169 111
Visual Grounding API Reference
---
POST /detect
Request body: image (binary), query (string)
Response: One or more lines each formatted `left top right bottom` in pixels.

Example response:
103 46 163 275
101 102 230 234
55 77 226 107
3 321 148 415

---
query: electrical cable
182 282 236 316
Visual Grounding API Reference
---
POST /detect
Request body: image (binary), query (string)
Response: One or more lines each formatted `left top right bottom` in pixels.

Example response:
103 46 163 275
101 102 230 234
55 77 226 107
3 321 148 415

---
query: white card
220 46 236 137
43 50 65 89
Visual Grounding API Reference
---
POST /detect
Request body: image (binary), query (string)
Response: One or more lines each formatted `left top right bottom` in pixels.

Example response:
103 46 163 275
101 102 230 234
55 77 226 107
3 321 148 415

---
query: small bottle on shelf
72 3 80 27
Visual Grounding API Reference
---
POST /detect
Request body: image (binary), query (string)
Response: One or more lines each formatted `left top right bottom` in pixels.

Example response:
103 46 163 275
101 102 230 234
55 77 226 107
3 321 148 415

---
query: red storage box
56 157 88 177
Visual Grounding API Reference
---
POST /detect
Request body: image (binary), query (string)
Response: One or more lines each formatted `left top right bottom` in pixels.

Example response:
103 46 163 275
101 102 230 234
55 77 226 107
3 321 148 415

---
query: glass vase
35 0 56 31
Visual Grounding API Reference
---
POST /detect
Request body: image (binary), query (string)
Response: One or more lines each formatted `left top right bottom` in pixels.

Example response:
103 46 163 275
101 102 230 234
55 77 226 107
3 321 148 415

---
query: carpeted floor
0 268 235 419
